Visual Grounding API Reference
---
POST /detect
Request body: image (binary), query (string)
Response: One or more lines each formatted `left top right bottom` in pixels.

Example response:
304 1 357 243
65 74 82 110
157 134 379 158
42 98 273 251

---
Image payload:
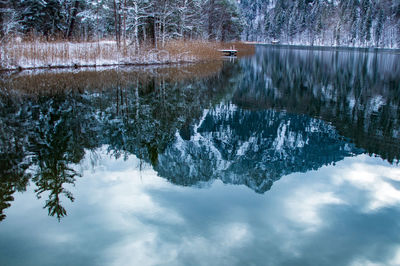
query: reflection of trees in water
234 47 400 163
28 95 99 220
1 48 399 221
0 92 101 220
0 66 234 221
0 93 32 221
156 106 363 193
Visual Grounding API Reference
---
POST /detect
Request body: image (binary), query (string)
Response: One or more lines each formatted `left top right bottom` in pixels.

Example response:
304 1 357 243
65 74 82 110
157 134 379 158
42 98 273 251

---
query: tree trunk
221 22 226 42
154 18 158 48
143 24 147 44
135 78 139 120
0 0 5 39
180 0 187 38
134 1 140 50
161 16 165 48
208 0 215 40
113 0 120 47
123 0 127 47
96 0 100 40
67 0 80 39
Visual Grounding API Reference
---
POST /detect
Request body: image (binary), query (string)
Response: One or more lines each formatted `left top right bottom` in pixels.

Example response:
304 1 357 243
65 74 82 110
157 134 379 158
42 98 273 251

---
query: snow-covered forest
1 0 399 48
241 0 400 48
0 0 243 46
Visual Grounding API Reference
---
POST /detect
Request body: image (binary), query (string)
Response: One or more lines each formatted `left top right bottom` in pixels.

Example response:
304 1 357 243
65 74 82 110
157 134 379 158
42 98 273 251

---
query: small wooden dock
218 49 238 57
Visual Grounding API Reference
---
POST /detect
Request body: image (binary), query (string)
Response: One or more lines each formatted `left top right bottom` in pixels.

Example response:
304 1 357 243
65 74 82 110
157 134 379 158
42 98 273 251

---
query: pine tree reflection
0 91 32 221
28 94 98 220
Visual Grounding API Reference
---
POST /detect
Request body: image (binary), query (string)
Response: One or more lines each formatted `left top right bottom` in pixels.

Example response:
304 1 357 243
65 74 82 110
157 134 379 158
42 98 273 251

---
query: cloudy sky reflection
1 150 400 266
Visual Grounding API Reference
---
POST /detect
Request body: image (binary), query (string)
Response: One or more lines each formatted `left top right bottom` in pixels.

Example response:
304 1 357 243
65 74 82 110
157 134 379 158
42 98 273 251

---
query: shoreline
245 42 400 53
0 59 215 73
0 40 255 73
7 40 400 74
0 40 229 73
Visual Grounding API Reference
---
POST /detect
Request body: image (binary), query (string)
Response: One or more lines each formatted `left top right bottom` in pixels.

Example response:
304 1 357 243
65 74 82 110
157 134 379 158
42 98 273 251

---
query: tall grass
0 37 254 70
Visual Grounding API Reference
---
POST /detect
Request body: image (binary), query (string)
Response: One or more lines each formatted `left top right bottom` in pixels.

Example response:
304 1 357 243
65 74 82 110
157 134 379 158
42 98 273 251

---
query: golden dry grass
230 41 256 57
162 40 223 61
0 38 254 70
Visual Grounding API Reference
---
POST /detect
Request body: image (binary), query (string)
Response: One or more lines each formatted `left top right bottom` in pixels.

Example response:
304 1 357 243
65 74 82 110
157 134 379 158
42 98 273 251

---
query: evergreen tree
375 8 384 46
19 0 66 36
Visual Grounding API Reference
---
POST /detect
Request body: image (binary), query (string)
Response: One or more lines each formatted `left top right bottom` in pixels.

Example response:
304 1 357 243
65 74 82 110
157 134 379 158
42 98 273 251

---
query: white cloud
333 162 400 211
350 246 400 266
75 150 256 266
285 189 344 232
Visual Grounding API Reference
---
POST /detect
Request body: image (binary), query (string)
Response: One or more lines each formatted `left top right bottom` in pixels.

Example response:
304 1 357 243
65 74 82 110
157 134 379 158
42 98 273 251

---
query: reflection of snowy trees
1 49 399 220
0 68 233 220
234 47 400 163
156 106 362 193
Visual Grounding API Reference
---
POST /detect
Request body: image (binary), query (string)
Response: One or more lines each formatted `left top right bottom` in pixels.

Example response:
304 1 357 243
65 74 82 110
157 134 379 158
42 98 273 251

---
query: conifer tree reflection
0 90 32 221
0 152 31 221
234 47 400 163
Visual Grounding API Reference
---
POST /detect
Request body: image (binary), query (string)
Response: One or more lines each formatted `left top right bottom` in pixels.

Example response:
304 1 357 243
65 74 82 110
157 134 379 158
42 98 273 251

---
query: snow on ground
0 40 200 70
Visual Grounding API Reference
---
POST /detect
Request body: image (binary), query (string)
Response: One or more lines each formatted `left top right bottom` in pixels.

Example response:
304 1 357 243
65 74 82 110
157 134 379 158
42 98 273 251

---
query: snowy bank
0 40 224 71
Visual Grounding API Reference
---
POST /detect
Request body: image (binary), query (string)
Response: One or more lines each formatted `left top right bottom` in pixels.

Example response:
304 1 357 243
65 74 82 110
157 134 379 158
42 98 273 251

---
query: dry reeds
0 37 254 70
162 40 223 61
230 41 256 57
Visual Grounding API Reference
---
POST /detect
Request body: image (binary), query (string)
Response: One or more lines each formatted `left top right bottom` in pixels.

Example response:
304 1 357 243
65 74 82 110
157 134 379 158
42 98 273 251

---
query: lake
0 45 400 266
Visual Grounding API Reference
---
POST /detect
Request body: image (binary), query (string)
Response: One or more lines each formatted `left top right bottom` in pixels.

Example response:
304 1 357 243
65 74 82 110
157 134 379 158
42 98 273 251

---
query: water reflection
157 104 362 193
2 153 399 266
0 46 399 222
235 46 400 163
0 63 239 220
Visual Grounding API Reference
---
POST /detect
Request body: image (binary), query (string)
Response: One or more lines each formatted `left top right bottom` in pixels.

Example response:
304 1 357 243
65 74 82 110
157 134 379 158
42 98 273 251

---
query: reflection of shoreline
249 43 400 54
0 63 239 221
156 105 363 193
234 47 400 163
0 60 223 94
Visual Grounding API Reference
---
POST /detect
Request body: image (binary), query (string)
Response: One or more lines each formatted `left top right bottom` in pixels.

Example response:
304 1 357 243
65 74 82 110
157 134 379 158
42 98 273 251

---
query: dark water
0 46 400 266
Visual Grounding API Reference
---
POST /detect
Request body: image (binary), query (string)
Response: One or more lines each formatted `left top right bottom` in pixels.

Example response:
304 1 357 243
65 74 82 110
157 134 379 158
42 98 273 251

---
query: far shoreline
246 42 400 54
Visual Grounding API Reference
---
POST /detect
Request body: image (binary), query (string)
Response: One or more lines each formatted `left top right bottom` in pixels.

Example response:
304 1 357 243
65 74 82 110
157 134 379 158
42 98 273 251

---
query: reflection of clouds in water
350 258 386 266
350 248 400 266
332 157 400 212
285 190 344 232
106 222 252 266
78 152 256 266
79 152 400 266
107 231 179 266
4 150 400 266
80 154 185 223
218 223 252 247
79 159 183 265
389 247 400 265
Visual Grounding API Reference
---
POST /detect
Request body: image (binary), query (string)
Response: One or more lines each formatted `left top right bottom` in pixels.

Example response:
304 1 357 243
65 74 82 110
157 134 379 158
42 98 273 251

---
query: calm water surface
0 46 400 266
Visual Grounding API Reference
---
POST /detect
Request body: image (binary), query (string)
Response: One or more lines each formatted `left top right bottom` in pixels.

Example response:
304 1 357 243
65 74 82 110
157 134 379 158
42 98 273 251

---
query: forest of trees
0 0 400 48
0 0 243 47
242 0 400 47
